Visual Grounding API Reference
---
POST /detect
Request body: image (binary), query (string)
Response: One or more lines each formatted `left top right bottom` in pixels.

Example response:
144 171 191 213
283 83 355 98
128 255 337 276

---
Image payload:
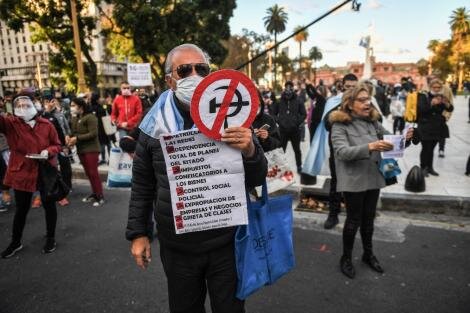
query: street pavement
288 95 470 198
1 182 470 313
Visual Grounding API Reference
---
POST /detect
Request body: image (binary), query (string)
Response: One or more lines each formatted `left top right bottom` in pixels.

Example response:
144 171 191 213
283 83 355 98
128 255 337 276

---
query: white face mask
175 75 203 108
70 107 79 116
15 106 37 122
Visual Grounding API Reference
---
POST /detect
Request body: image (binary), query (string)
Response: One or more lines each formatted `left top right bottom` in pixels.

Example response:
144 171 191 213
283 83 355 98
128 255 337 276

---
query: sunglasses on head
170 63 210 79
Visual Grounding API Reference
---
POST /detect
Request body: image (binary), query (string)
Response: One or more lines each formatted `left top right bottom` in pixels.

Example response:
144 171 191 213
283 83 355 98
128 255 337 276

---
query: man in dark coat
126 43 267 313
272 81 307 173
252 91 281 153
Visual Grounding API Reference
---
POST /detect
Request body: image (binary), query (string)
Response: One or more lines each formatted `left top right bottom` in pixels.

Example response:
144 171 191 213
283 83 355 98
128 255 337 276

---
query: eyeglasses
169 63 210 79
355 97 371 104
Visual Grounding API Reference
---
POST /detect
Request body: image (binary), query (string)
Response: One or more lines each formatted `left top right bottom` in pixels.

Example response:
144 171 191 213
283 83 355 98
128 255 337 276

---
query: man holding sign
126 44 267 313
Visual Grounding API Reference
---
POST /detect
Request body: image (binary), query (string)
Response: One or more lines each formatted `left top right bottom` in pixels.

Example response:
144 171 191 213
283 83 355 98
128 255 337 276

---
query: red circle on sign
190 69 259 140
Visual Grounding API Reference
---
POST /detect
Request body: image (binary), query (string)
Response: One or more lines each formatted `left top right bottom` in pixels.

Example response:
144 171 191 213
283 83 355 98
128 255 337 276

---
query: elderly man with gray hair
125 43 267 313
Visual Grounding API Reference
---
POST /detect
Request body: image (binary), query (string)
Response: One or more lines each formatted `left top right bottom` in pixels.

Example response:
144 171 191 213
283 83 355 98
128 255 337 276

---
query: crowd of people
0 42 468 313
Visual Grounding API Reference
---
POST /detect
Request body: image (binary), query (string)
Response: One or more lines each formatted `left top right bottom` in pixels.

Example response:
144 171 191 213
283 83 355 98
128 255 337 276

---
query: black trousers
58 153 72 189
280 129 302 168
438 138 446 152
100 142 111 162
342 189 380 258
159 243 244 313
392 117 405 134
0 153 8 190
420 140 438 170
12 190 57 243
328 156 342 216
466 155 470 175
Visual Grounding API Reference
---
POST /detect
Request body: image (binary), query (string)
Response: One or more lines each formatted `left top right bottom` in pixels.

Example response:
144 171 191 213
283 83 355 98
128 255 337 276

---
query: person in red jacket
0 95 61 259
111 81 143 138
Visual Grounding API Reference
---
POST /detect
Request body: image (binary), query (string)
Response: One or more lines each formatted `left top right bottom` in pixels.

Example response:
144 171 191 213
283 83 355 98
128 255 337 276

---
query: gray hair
164 43 211 75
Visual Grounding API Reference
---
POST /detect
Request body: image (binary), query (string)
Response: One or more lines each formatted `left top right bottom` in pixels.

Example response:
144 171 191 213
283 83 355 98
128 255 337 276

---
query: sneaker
82 194 97 203
2 192 11 206
58 198 70 206
438 150 445 158
0 204 7 212
1 241 23 258
98 160 107 166
92 196 105 207
42 238 57 254
32 195 42 208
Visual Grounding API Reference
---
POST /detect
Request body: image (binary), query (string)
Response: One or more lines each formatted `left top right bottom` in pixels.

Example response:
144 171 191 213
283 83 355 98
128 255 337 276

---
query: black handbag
404 165 426 192
39 161 70 202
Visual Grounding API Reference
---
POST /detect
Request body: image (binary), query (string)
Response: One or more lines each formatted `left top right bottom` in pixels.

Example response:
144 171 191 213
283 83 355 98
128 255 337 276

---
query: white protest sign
382 134 406 158
160 129 248 234
127 63 152 86
191 70 259 140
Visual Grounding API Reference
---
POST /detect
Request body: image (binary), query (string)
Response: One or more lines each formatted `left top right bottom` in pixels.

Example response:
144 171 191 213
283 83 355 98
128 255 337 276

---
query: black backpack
404 165 426 193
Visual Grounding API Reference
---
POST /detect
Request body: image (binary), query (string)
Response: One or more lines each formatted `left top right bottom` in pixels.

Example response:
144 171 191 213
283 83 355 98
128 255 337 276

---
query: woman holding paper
330 84 413 279
417 79 454 177
0 93 61 258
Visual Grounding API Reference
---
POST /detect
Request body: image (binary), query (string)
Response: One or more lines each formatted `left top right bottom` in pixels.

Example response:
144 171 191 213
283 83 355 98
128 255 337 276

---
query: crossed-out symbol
191 69 258 140
209 86 249 129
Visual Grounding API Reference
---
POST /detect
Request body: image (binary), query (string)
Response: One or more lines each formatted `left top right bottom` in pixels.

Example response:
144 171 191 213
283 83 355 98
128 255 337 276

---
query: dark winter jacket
42 111 66 146
252 104 281 153
70 112 100 154
417 92 454 141
306 84 326 140
272 92 307 131
126 98 267 253
91 103 111 144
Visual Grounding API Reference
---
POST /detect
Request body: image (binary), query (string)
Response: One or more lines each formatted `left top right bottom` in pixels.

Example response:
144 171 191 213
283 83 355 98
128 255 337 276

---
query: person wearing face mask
252 90 281 153
126 43 267 313
0 93 61 258
271 81 307 173
416 78 454 177
67 97 104 207
111 81 143 139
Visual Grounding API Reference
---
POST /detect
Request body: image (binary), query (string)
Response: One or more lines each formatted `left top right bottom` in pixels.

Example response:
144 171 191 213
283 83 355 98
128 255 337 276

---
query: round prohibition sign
190 69 259 140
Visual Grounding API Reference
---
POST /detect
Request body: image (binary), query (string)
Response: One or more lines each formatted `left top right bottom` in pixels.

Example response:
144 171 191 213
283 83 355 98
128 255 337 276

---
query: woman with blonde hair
329 84 414 278
417 78 454 176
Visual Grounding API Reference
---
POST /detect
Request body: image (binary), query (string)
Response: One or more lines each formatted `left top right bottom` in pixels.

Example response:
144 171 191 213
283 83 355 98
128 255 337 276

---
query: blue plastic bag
235 183 295 300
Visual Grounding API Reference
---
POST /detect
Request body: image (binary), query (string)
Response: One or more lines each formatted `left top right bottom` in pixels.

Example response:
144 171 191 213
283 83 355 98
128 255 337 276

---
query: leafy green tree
263 4 288 90
103 0 236 89
0 0 99 91
427 39 453 80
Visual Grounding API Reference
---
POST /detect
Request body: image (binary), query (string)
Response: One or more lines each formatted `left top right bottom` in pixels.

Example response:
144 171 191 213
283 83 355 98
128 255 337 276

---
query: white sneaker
93 197 105 207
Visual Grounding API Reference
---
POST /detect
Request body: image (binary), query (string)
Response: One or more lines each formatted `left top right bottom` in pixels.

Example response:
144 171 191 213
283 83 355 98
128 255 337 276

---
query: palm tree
427 39 441 53
309 46 323 84
449 7 470 40
449 7 469 90
293 25 309 60
264 4 288 90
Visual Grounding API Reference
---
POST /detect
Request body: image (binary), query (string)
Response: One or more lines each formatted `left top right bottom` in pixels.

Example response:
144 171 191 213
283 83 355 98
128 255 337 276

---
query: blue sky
229 0 468 66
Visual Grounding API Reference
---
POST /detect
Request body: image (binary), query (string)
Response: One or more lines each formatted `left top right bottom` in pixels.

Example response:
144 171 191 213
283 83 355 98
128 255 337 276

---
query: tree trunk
274 32 277 92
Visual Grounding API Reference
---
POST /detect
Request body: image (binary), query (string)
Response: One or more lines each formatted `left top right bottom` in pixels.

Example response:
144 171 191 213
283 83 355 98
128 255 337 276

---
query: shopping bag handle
245 181 268 209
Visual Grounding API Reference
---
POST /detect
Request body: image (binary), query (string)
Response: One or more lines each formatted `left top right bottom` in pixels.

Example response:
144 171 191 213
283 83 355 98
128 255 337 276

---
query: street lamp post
70 0 87 93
